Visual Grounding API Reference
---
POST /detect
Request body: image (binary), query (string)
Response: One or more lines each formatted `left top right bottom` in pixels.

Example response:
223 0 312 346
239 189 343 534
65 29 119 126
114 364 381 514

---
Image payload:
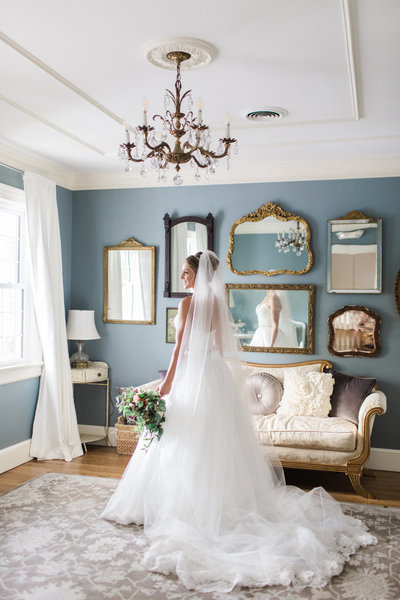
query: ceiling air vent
245 108 287 121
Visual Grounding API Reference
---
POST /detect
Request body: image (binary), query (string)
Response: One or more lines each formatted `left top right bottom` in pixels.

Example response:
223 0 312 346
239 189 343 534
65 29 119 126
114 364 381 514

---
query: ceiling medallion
142 37 218 70
119 39 237 185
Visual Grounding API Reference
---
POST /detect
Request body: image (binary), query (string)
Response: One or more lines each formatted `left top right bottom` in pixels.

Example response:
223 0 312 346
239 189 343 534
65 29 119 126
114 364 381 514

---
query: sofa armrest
357 390 387 435
139 378 162 392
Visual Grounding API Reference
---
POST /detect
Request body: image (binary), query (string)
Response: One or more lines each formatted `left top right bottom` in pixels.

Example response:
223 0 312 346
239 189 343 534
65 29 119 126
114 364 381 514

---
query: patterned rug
0 473 399 600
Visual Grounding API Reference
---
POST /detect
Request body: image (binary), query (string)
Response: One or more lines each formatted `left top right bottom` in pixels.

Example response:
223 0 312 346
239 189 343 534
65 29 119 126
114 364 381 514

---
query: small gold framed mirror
104 237 155 324
328 305 381 357
395 269 400 315
227 202 312 276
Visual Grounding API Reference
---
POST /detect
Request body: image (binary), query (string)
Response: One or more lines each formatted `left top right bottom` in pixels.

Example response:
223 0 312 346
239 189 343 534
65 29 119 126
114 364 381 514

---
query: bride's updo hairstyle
186 251 219 274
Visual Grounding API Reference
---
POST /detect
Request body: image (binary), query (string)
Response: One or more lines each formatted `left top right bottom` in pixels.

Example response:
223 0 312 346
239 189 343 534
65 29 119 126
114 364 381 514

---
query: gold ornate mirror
225 284 314 354
395 269 400 315
328 305 381 357
104 237 155 324
227 202 312 276
327 211 382 293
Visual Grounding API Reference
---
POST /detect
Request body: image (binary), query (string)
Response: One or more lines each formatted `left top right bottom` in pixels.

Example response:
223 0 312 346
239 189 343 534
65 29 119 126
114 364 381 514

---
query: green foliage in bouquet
115 386 166 449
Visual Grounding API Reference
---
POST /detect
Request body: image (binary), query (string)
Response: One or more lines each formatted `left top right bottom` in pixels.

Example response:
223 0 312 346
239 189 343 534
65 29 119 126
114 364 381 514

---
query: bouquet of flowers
115 386 166 449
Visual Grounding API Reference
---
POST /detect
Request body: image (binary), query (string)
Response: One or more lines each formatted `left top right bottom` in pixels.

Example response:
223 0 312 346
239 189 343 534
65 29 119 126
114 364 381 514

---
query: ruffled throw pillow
277 370 334 417
246 372 283 415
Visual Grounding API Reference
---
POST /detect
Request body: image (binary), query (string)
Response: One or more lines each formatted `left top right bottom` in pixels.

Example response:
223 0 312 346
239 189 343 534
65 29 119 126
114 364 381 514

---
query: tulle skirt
102 352 375 593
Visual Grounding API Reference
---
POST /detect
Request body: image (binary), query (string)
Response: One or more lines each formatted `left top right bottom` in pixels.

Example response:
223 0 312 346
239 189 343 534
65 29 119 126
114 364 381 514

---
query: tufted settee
140 358 386 499
244 359 386 499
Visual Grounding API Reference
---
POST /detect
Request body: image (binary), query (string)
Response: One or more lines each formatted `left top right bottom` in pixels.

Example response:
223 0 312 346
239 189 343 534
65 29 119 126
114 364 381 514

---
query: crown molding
1 142 399 191
0 142 75 189
73 156 400 190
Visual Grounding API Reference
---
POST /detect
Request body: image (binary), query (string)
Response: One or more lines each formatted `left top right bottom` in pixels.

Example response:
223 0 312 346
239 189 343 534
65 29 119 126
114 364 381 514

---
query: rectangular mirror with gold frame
226 284 314 354
104 237 155 324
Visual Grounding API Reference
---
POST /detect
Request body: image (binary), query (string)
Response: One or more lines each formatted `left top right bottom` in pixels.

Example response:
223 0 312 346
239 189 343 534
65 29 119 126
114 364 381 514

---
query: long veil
174 250 245 415
274 289 298 346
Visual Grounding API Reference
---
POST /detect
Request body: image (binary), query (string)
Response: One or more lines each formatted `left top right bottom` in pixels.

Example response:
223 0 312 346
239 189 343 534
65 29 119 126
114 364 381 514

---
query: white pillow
277 370 334 417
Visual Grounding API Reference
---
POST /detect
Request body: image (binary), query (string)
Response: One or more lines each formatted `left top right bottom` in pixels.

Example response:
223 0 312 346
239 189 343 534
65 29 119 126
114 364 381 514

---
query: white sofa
245 358 386 499
140 358 387 499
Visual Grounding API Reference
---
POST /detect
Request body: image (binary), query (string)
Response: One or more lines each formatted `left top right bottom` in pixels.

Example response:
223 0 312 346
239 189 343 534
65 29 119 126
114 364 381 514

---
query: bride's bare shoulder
179 296 192 315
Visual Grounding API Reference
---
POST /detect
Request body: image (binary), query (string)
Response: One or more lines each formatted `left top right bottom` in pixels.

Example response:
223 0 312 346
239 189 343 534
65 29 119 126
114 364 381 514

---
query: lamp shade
66 310 100 340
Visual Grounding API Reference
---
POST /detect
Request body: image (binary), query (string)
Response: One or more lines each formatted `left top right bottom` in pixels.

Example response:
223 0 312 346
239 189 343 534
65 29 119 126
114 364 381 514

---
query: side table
71 361 110 452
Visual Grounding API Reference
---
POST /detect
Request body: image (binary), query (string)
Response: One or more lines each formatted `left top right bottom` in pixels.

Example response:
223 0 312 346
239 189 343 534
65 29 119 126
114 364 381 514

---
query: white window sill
0 362 43 385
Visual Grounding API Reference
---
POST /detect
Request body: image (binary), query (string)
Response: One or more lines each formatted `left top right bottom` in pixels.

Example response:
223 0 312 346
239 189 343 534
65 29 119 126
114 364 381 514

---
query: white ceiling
1 0 399 190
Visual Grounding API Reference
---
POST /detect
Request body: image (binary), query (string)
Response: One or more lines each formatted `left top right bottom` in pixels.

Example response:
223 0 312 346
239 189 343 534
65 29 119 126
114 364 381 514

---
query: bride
103 250 375 593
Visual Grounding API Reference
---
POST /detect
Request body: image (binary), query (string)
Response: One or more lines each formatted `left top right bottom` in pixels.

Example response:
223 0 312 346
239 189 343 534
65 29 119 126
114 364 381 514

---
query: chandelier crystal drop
118 51 237 185
275 222 306 256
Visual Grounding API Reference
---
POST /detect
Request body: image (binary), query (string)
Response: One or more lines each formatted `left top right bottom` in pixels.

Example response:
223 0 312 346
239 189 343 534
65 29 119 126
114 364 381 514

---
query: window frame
0 183 42 385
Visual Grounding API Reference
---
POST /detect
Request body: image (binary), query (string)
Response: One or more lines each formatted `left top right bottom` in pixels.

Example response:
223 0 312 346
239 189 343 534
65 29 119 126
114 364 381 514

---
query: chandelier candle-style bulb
118 50 237 185
123 121 130 144
225 114 231 139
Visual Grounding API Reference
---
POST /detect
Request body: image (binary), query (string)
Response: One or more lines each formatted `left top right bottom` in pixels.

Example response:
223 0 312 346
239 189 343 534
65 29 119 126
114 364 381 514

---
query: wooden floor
1 446 400 508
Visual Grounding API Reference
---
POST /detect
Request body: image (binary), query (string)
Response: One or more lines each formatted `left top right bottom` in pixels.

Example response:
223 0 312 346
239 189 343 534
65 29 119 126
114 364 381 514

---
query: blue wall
0 166 73 450
71 177 400 450
1 167 399 453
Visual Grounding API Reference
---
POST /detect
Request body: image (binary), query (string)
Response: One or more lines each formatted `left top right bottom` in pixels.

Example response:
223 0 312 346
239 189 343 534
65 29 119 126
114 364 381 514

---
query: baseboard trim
366 447 400 472
0 439 32 474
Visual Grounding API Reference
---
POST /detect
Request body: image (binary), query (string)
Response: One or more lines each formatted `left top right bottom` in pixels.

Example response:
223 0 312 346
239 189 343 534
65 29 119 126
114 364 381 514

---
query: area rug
0 474 399 600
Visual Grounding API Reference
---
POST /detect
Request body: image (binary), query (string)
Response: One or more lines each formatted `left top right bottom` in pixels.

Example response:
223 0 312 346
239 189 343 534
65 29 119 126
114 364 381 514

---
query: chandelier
118 51 237 185
275 222 306 256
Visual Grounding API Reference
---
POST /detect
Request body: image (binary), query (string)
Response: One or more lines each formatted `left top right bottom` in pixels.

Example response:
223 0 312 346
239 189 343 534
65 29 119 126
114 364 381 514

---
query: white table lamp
66 309 100 368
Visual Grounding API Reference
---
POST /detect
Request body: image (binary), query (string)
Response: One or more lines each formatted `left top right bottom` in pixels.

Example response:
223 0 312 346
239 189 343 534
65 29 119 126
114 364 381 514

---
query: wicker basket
115 416 139 455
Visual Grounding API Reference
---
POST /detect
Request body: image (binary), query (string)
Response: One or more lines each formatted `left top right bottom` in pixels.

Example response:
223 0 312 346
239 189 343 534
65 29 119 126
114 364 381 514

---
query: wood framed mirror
227 202 312 276
395 269 400 315
327 211 382 293
328 305 381 357
225 284 314 354
164 213 214 297
104 237 155 324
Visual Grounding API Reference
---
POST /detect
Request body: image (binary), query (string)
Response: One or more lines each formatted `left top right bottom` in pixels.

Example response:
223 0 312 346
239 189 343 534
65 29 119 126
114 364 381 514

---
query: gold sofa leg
346 470 375 499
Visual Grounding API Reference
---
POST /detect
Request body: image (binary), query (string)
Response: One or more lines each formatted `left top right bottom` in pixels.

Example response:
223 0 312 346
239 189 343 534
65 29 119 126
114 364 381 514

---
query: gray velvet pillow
329 370 376 424
246 372 283 415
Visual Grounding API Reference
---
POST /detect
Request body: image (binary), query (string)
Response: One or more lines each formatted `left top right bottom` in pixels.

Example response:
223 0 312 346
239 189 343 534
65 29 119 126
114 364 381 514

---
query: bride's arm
159 296 191 397
269 296 282 348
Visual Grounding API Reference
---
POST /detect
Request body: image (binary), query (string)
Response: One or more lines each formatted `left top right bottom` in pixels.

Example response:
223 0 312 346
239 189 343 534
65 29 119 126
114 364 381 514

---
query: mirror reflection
226 284 314 354
228 202 312 276
164 213 214 297
104 238 155 324
170 221 208 294
327 212 382 293
328 305 381 357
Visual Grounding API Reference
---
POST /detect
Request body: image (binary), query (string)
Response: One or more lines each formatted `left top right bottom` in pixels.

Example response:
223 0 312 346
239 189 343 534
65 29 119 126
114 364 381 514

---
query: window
0 200 24 364
0 183 42 384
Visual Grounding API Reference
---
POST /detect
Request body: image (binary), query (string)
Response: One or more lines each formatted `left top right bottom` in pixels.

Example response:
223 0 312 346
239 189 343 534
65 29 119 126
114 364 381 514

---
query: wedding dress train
102 252 375 593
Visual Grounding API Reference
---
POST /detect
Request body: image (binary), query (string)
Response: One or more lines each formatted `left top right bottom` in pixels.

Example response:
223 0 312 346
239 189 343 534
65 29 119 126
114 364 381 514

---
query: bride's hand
159 379 171 397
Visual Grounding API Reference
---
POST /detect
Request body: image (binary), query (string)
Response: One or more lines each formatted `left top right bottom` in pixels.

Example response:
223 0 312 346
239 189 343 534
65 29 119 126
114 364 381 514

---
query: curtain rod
0 162 25 175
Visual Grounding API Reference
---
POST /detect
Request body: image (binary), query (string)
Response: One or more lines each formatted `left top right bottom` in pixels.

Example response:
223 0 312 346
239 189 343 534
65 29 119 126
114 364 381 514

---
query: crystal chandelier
118 51 237 185
275 222 306 256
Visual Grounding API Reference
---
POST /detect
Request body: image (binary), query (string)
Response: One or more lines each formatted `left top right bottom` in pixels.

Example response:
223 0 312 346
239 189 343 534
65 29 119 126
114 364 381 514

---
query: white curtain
24 172 82 461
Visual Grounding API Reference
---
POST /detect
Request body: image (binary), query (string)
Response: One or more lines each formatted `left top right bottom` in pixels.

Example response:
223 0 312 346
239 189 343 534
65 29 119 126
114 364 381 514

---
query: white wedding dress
103 252 375 593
